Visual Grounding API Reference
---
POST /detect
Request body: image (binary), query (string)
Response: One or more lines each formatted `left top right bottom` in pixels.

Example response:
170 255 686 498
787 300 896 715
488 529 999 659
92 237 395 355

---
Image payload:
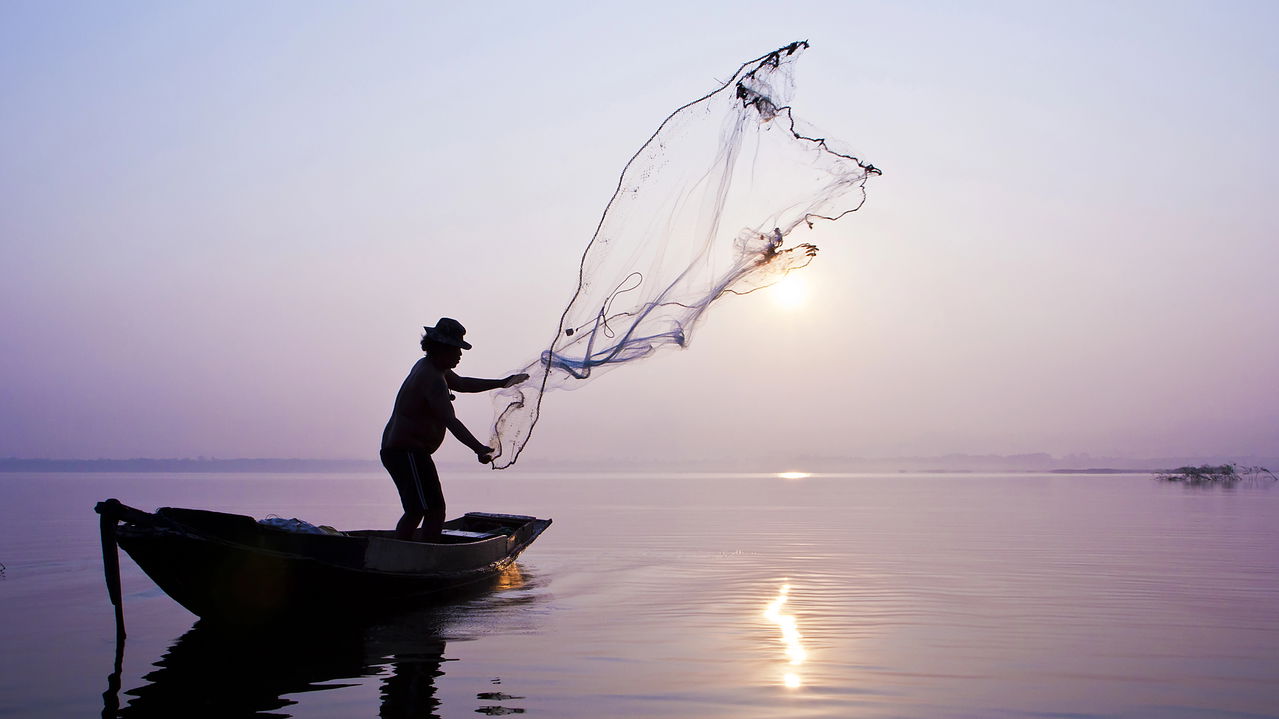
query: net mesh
488 41 879 469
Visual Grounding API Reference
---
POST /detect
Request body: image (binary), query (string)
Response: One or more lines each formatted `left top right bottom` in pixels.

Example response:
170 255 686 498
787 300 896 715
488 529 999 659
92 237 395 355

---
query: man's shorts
380 449 444 515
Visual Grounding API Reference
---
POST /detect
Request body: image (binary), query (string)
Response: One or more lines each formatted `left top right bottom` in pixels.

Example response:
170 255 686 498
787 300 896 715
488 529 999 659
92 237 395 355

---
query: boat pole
95 499 126 641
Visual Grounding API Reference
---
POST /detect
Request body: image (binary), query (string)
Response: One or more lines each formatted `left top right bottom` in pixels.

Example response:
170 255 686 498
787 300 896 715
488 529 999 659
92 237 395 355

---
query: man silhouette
380 318 527 541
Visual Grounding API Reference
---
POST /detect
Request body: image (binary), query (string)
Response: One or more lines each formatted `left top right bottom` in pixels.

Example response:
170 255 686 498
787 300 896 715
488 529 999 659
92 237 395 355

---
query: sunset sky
2 1 1276 466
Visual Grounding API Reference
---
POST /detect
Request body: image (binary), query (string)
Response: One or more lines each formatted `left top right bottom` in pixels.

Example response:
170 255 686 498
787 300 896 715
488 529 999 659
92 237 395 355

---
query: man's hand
476 446 494 464
502 373 529 388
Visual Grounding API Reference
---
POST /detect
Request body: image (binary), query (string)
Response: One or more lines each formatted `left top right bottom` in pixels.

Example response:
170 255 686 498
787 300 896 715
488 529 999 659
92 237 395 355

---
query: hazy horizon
3 1 1276 467
5 452 1277 475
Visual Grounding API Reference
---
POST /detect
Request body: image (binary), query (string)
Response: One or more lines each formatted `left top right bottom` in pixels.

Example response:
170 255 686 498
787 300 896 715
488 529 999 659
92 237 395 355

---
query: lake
1 471 1276 718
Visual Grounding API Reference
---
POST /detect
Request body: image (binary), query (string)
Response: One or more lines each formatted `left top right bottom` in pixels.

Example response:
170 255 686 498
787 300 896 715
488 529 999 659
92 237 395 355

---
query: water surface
1 471 1276 718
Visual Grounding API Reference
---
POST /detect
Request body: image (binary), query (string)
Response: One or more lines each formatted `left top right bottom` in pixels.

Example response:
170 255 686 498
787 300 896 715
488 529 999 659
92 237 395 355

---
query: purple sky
2 1 1276 466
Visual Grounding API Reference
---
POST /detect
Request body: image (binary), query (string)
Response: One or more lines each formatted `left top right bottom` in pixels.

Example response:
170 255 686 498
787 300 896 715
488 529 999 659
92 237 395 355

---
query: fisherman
381 318 527 541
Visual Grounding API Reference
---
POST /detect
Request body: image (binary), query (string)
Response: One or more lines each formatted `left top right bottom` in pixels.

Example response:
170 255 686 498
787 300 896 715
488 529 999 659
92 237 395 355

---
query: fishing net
488 41 879 469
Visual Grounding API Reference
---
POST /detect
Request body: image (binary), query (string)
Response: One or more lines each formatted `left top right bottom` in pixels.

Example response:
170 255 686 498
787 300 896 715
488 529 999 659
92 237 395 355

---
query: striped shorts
379 449 444 515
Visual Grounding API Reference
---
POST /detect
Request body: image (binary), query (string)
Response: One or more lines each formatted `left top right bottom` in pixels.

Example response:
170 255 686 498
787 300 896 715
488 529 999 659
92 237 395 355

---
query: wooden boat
94 498 551 625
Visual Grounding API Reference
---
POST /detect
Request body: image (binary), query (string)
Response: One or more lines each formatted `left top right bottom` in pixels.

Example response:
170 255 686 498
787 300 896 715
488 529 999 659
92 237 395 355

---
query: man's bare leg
396 511 424 541
421 505 445 542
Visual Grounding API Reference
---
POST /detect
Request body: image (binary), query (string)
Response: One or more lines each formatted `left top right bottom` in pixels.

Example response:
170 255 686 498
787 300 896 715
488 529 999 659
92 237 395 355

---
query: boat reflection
107 565 541 718
763 582 807 688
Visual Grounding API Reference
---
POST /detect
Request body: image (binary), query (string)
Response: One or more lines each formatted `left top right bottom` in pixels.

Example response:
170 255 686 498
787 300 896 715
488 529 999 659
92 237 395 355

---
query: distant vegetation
1155 463 1277 486
0 457 379 473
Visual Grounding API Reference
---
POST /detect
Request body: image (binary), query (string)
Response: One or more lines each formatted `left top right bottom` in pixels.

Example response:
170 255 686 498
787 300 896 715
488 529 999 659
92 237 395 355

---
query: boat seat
440 529 496 541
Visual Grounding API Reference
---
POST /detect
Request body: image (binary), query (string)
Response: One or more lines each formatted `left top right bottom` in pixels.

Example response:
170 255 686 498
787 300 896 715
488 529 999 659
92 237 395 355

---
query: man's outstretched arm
425 376 493 462
445 416 493 463
447 370 529 393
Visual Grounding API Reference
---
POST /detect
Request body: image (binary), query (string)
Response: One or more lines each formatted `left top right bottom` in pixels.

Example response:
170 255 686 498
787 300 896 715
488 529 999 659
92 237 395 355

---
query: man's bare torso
381 358 452 453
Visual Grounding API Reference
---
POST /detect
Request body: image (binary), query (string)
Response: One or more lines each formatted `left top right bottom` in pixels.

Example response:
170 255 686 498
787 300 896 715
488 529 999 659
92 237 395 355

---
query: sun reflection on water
763 583 806 688
494 563 527 591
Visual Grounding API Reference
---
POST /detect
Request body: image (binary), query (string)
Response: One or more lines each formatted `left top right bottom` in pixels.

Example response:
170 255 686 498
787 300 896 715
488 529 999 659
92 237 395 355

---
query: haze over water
3 471 1276 718
4 2 1277 466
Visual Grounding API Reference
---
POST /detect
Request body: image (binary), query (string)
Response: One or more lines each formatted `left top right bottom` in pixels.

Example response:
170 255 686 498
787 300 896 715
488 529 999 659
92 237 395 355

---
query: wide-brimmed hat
422 317 471 350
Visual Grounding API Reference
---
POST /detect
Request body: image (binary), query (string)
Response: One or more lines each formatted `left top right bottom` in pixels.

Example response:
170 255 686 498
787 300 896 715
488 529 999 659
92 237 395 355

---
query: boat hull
101 501 550 624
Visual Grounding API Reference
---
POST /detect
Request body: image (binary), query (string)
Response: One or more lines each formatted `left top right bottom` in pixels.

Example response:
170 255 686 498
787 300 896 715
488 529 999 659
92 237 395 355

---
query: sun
769 273 809 310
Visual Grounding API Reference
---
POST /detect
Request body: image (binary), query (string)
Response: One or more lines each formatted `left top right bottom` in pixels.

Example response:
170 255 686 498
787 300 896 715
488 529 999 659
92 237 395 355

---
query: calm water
1 471 1276 718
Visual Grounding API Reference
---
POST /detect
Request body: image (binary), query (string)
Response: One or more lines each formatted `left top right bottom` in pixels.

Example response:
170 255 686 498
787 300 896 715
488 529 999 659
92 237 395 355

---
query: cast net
488 41 879 469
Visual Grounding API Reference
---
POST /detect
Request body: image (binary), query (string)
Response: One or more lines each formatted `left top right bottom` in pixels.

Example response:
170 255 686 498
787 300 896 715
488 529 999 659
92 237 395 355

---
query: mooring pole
95 499 126 641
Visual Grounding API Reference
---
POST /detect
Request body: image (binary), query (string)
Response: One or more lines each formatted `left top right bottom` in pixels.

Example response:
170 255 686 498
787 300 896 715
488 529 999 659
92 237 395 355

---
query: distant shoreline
3 455 1272 475
0 458 381 473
